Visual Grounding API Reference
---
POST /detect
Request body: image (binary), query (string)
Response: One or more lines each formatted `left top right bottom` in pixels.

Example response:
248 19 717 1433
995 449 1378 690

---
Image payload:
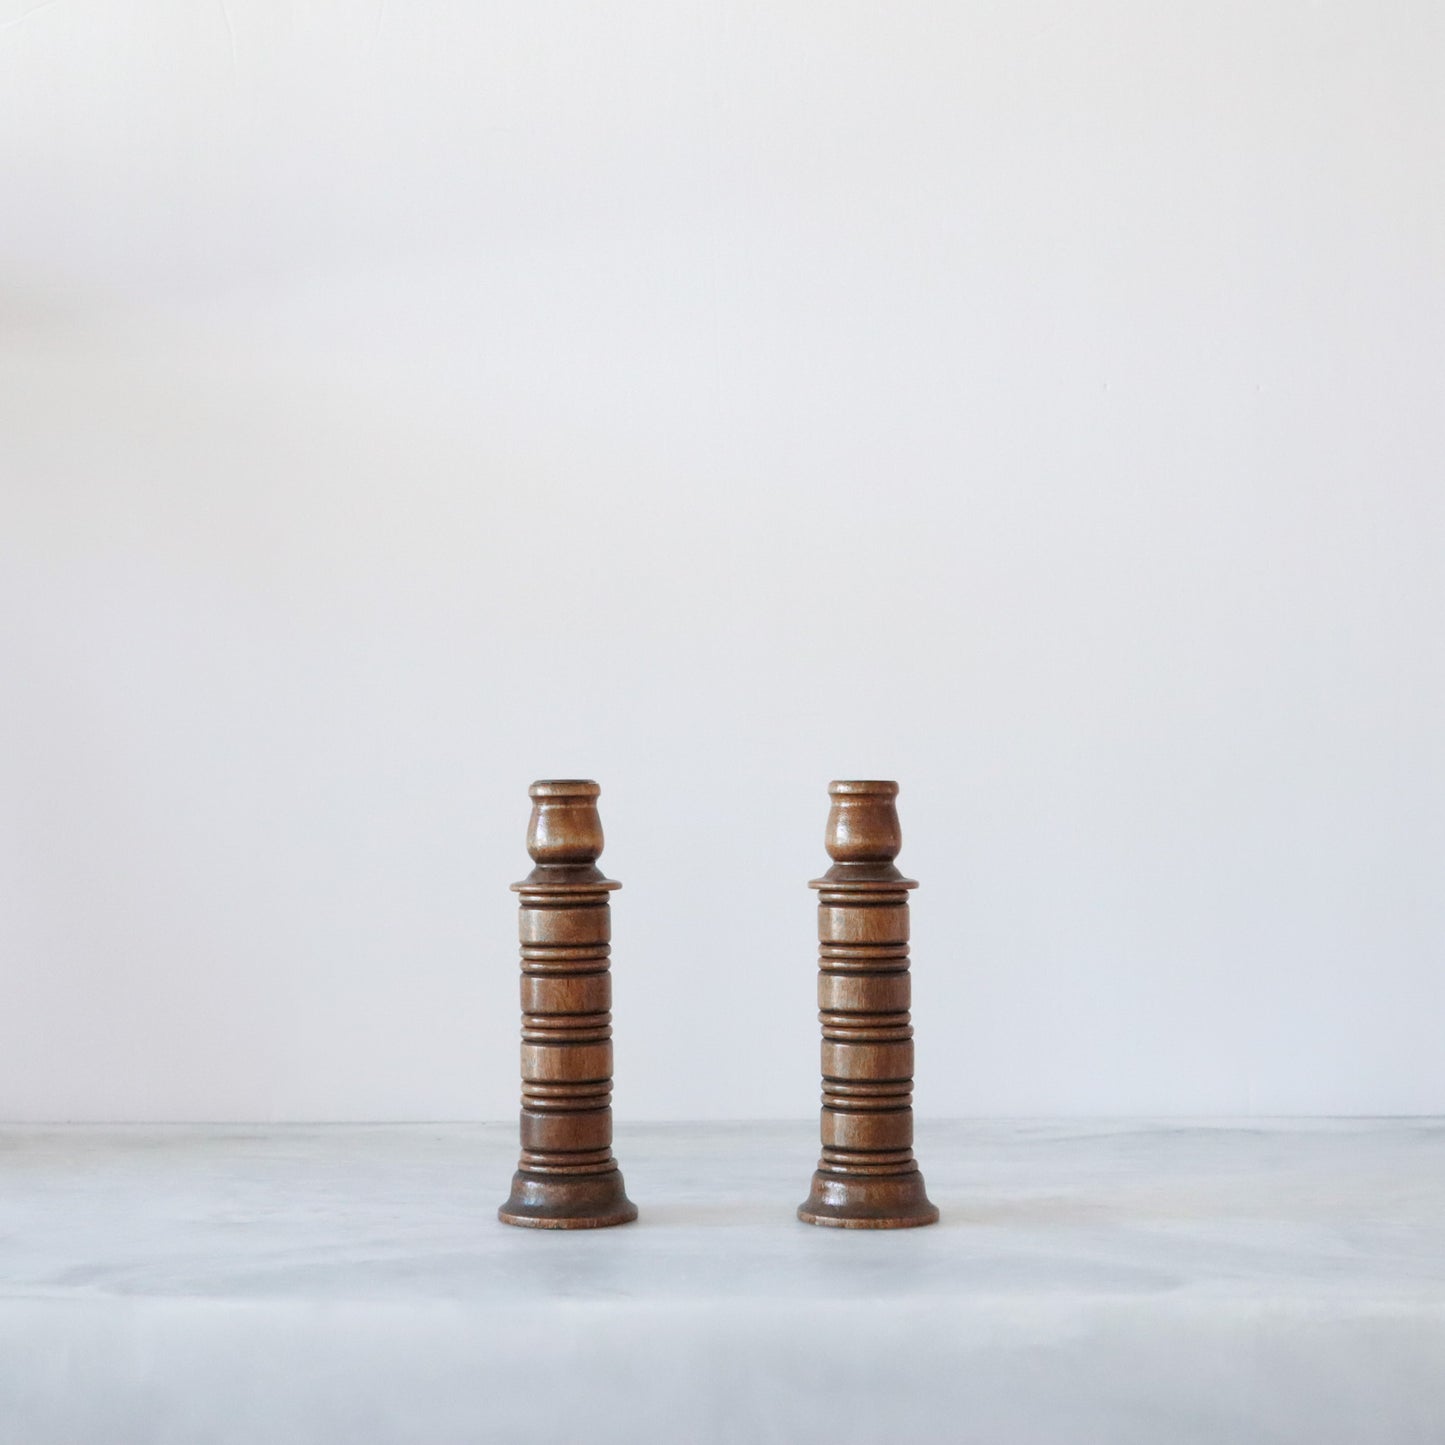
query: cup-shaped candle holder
798 781 939 1228
499 780 637 1228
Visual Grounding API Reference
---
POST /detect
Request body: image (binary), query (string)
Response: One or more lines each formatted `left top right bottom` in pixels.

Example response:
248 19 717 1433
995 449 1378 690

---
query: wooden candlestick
798 780 939 1228
498 780 637 1229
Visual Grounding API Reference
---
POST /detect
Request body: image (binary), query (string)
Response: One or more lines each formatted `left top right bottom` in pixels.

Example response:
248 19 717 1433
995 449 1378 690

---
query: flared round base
498 1169 638 1229
797 1169 939 1229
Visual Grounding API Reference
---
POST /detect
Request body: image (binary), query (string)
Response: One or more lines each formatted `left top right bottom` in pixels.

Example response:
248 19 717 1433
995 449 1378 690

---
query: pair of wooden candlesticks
499 778 939 1231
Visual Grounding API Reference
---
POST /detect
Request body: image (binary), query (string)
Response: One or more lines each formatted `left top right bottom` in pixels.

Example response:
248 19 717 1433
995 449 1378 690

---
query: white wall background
1 1 1441 1121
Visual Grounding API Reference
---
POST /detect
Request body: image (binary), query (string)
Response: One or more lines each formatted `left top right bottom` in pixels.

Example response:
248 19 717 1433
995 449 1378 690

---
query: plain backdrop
1 1 1441 1121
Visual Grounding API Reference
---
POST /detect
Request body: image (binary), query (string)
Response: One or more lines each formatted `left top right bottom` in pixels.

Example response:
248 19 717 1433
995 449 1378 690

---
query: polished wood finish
798 780 939 1228
499 780 637 1229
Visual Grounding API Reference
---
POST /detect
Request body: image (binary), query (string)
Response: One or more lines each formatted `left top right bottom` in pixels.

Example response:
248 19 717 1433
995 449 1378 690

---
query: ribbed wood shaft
499 781 636 1228
816 884 917 1167
516 889 617 1172
799 781 938 1227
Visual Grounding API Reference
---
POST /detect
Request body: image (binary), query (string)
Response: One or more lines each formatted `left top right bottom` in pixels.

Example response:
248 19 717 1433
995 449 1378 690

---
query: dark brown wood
798 780 939 1228
498 780 637 1229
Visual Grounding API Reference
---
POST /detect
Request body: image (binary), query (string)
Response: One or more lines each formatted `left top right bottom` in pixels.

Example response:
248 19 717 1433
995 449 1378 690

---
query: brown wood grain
798 781 939 1228
498 780 637 1229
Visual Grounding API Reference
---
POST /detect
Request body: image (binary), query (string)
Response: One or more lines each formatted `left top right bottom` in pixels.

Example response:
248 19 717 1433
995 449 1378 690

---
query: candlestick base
498 1169 637 1229
797 1169 939 1229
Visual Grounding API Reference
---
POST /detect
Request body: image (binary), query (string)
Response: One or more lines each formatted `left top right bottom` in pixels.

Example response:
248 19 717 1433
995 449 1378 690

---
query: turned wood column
798 780 938 1228
498 780 637 1229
